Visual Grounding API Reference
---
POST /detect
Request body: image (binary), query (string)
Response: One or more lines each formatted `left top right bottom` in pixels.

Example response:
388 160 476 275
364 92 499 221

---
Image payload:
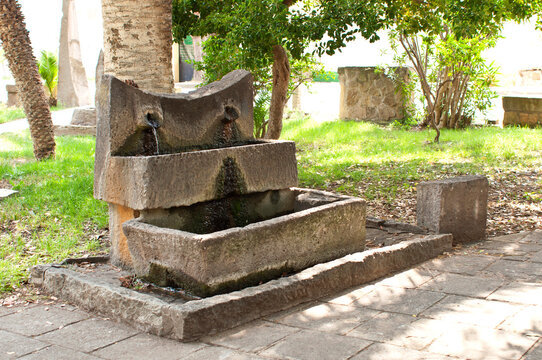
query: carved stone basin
123 189 366 297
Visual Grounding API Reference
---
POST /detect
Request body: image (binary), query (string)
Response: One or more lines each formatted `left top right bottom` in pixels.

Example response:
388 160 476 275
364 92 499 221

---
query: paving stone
0 304 88 336
520 230 542 244
373 268 438 289
323 285 377 306
272 302 379 335
204 321 299 352
346 312 439 350
36 318 138 353
93 333 204 359
181 346 267 360
529 250 542 263
491 232 531 243
421 255 497 275
349 286 446 316
19 345 101 360
488 282 542 305
427 322 538 359
421 294 522 327
0 305 18 317
0 329 48 359
474 240 542 256
523 339 542 360
351 342 451 360
260 329 372 360
481 259 542 282
498 305 542 336
418 273 504 298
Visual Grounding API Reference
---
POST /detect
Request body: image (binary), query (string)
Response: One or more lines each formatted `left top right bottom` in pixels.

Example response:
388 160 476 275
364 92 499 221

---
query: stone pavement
1 230 541 359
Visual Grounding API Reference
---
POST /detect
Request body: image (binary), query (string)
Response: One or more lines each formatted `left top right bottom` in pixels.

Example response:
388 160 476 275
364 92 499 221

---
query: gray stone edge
54 125 97 137
31 233 452 342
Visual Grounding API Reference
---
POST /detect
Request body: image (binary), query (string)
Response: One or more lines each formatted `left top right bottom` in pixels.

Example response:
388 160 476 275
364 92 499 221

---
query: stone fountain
94 70 366 297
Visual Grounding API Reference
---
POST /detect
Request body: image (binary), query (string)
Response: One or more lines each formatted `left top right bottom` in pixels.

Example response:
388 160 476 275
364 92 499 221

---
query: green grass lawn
0 118 541 295
0 104 65 124
282 116 542 202
0 104 25 124
0 133 108 293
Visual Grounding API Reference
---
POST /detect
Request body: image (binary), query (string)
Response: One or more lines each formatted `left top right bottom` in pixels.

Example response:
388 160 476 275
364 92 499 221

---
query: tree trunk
0 0 55 160
102 0 174 93
265 44 290 140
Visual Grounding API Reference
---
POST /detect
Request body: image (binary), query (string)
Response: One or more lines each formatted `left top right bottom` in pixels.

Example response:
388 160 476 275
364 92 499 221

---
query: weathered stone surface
93 333 204 360
0 304 88 336
417 175 488 244
6 84 19 107
97 140 297 210
36 318 138 353
53 125 96 137
260 329 371 360
109 203 137 268
57 0 90 107
71 106 96 126
31 233 452 341
18 345 101 360
339 67 410 124
124 189 366 296
0 329 47 359
502 96 542 127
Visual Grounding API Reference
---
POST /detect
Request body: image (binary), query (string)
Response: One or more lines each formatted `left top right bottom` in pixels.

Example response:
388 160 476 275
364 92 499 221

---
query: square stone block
417 176 488 244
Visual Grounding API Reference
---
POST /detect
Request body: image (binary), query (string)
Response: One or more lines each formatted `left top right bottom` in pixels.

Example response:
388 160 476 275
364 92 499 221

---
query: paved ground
0 108 74 135
1 230 541 359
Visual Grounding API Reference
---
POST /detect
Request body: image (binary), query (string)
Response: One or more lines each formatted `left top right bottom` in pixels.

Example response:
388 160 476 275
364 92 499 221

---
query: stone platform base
31 233 451 342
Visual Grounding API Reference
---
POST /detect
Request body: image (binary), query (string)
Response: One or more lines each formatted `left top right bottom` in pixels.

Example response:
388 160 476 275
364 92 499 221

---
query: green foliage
383 0 542 133
254 88 271 138
0 103 25 124
37 50 58 106
313 71 339 82
172 0 388 136
0 133 108 293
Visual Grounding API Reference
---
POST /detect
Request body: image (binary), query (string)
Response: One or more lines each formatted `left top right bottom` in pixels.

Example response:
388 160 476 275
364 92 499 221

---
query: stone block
96 140 297 210
6 84 19 107
71 106 96 126
417 175 488 244
503 96 542 113
123 188 366 297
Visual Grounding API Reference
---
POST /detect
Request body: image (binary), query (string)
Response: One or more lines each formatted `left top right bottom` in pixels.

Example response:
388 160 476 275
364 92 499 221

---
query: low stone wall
502 96 542 127
338 66 409 124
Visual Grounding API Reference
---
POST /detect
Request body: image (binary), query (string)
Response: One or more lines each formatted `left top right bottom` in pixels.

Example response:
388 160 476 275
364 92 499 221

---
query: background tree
37 50 58 107
172 0 387 139
0 0 55 160
385 0 542 138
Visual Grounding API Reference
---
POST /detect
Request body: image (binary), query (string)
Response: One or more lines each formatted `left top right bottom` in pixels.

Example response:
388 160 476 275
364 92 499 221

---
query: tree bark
265 44 290 140
0 0 55 160
102 0 174 93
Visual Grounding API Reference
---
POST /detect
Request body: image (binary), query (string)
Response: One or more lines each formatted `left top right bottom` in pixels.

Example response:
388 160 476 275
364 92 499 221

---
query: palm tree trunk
102 0 174 93
265 44 290 140
0 0 55 160
100 0 174 269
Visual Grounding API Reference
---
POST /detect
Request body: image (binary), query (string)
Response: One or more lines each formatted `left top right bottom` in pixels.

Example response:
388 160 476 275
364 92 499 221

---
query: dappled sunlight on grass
0 132 107 293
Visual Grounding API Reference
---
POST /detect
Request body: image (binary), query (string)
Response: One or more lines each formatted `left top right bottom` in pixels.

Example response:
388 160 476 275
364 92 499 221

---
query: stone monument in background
57 0 90 108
